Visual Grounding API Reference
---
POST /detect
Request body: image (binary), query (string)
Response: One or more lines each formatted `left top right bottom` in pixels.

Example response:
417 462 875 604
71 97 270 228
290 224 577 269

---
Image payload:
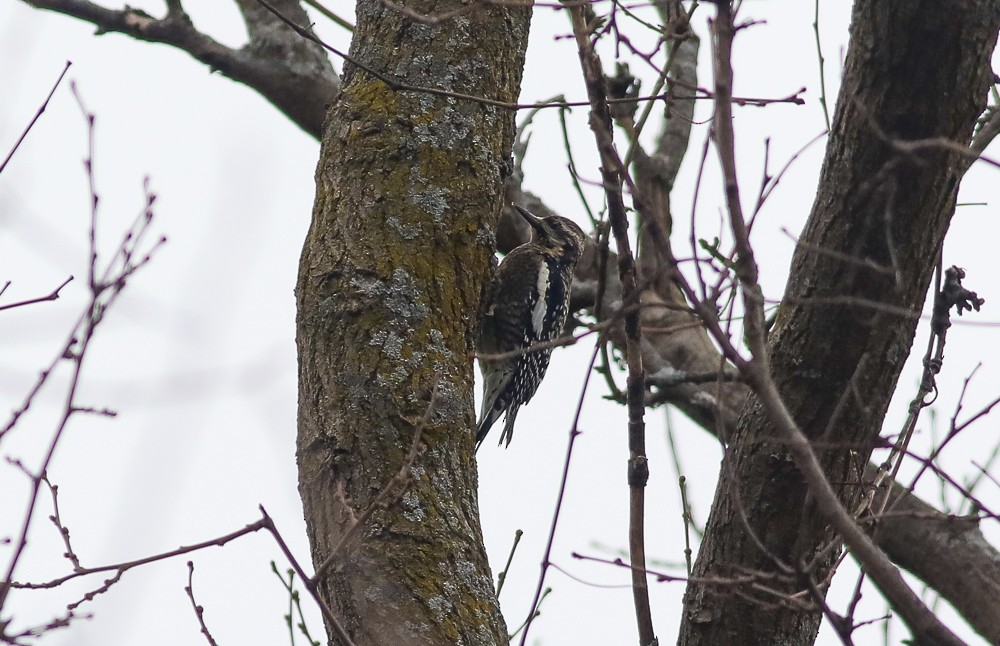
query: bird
476 205 587 449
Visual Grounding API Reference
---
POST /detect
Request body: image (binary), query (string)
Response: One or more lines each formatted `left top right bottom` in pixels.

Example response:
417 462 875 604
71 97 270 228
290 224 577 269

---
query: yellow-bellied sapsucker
476 206 587 448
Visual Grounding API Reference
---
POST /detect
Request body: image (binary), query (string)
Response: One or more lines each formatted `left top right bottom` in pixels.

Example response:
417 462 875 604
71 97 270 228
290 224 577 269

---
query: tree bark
21 0 339 137
679 2 1000 645
295 1 531 644
871 464 1000 642
15 0 1000 641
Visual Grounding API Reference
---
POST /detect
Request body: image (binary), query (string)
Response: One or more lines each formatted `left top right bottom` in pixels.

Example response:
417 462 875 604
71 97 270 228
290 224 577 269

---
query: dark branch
21 0 339 137
0 276 74 312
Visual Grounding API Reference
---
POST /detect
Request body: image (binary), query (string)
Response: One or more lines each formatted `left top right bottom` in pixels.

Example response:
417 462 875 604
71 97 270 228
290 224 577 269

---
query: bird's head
515 205 587 266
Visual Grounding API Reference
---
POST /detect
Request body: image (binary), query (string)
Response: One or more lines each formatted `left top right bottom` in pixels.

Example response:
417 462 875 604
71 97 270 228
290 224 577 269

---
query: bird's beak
514 204 542 228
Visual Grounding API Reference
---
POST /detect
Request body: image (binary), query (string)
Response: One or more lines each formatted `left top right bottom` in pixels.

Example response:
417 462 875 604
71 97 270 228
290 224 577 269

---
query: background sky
2 2 999 645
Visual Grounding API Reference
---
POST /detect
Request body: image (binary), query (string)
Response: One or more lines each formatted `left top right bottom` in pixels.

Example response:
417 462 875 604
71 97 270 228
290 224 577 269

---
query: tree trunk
295 2 531 644
679 2 1000 645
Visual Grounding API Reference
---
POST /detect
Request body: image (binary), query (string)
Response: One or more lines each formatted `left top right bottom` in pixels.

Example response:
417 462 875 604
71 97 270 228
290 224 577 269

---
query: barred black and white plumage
476 206 587 449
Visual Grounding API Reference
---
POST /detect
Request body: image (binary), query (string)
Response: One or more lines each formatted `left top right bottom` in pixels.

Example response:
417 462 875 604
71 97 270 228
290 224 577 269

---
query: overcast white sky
2 2 998 645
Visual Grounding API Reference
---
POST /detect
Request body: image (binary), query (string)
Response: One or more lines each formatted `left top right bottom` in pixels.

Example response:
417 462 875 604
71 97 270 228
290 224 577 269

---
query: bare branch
302 0 354 31
674 5 966 644
561 3 654 644
41 474 82 572
511 151 1000 646
0 94 166 615
184 562 220 646
12 519 268 591
258 0 800 117
520 343 604 645
0 276 74 312
0 60 71 176
259 508 356 646
748 367 964 646
20 0 339 137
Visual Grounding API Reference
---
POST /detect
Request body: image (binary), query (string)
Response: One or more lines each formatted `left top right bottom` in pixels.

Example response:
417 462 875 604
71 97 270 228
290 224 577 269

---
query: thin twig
302 0 354 30
664 5 970 644
902 366 981 497
41 474 82 571
259 508 356 646
799 561 852 646
710 2 766 363
272 563 298 646
0 60 71 176
0 276 74 312
271 562 322 646
679 476 694 576
557 105 599 226
751 132 827 226
257 0 803 113
560 3 654 643
311 382 440 583
0 92 165 613
592 217 626 402
508 587 552 641
519 340 602 646
811 0 831 131
871 266 984 519
184 561 220 646
548 562 630 589
12 519 268 591
495 529 524 598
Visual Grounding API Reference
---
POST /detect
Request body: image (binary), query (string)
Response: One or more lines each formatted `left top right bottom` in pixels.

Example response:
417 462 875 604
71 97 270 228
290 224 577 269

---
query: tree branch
21 0 339 137
562 3 654 643
680 1 1000 644
502 4 1000 631
873 465 1000 641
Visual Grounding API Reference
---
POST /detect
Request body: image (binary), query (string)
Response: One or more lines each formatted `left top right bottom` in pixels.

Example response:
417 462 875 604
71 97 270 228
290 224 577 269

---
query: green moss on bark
295 2 531 644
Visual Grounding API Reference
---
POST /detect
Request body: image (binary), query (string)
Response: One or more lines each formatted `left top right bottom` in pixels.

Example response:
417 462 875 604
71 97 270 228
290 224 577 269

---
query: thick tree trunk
679 2 1000 645
13 0 1000 642
295 2 530 644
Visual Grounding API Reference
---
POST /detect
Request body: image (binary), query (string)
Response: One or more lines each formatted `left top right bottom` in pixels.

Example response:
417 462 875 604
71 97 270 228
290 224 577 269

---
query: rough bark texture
295 1 531 644
679 2 1000 645
16 0 1000 641
232 0 341 134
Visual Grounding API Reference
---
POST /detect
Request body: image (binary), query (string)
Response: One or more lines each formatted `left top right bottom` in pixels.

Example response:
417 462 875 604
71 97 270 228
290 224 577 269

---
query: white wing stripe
531 260 549 338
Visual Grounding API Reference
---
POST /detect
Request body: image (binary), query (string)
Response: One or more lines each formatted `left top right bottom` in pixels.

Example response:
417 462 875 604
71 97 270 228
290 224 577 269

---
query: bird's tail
498 407 519 448
475 407 502 450
476 362 513 449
